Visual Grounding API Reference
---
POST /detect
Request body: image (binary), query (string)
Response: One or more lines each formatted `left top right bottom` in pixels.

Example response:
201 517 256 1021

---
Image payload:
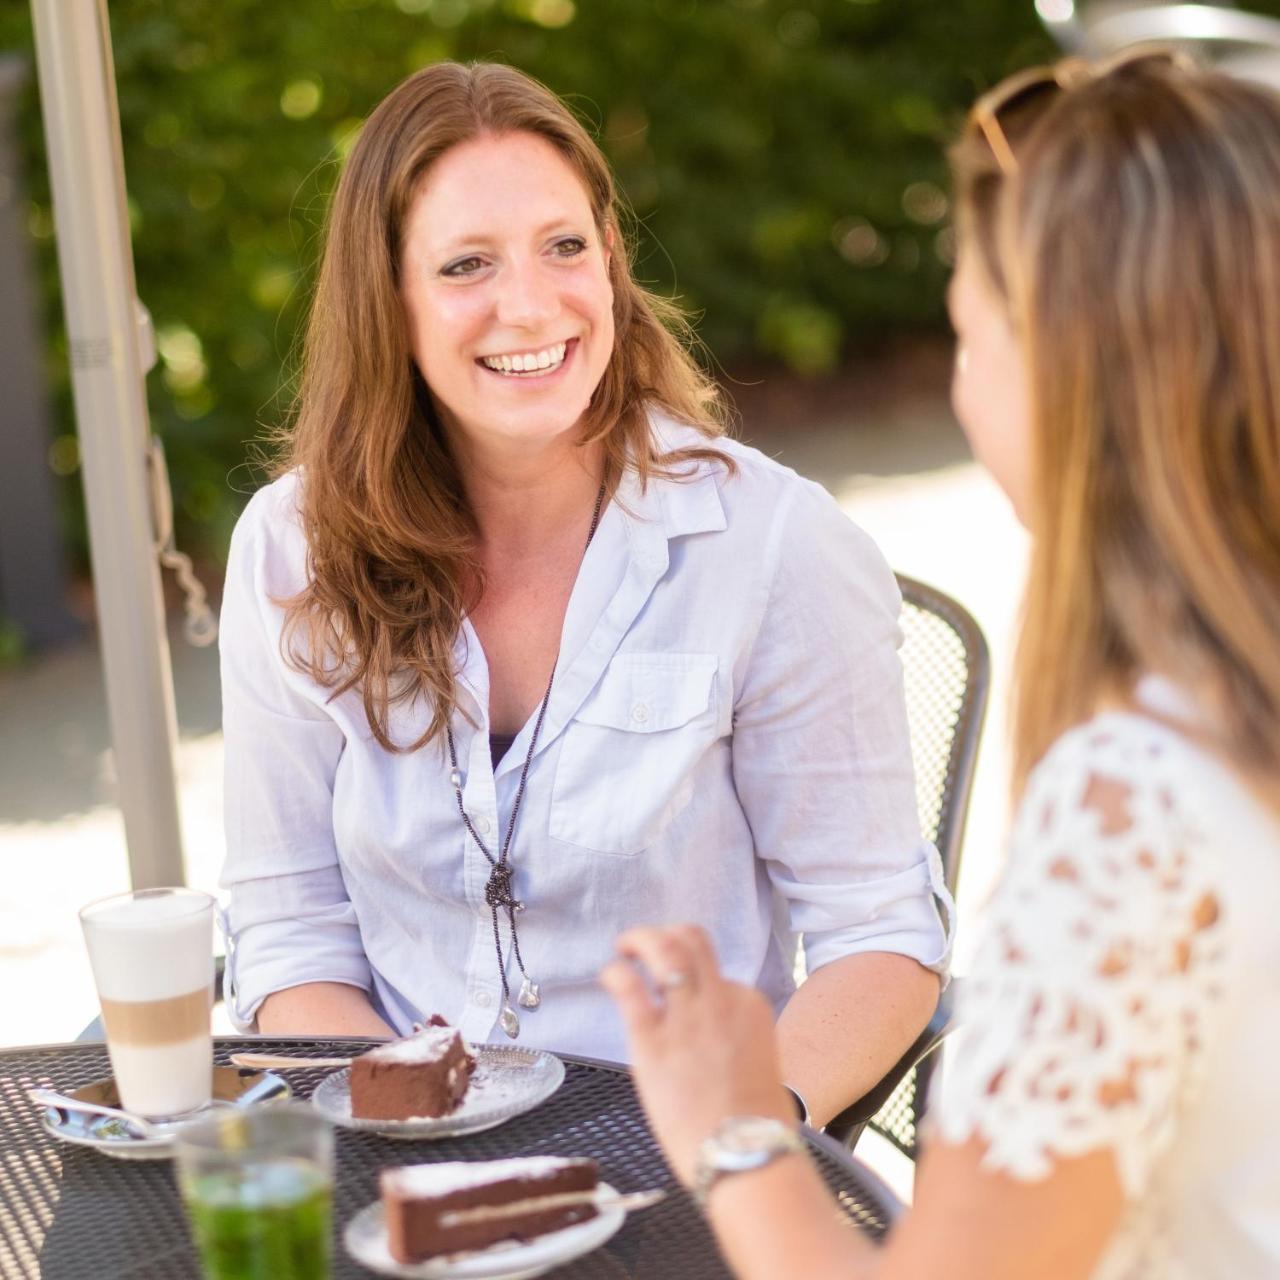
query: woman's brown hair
276 61 729 751
952 56 1280 803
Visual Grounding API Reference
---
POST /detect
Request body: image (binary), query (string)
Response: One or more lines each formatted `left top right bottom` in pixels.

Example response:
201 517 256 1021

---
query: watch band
692 1116 807 1210
783 1084 810 1126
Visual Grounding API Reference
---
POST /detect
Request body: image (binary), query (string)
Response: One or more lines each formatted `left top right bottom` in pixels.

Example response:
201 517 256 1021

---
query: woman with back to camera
218 60 951 1126
604 52 1280 1279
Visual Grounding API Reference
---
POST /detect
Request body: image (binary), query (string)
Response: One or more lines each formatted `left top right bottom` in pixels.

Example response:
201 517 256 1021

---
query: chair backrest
867 574 989 1158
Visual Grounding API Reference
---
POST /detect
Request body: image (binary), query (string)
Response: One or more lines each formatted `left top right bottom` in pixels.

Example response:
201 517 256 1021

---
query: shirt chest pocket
550 653 719 855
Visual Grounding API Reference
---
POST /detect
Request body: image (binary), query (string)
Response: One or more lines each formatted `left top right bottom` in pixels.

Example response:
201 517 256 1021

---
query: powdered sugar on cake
384 1157 589 1196
364 1026 472 1064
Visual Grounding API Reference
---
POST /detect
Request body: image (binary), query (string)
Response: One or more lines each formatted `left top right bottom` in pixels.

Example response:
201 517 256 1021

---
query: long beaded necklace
444 478 608 1039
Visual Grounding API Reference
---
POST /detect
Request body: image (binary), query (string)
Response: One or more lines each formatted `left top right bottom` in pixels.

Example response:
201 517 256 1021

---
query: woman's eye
442 256 486 278
551 237 587 258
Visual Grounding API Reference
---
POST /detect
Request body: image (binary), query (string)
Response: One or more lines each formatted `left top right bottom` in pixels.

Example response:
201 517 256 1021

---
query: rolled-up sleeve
218 481 372 1029
730 479 954 980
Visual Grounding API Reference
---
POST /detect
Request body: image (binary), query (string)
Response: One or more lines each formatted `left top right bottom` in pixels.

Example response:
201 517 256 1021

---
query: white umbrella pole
28 0 186 887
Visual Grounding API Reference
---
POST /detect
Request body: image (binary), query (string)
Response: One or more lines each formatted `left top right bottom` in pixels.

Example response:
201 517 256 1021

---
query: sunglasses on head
971 45 1198 176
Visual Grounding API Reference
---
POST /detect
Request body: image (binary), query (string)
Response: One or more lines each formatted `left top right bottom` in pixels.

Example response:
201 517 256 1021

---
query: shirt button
475 816 492 835
474 990 493 1008
630 702 650 725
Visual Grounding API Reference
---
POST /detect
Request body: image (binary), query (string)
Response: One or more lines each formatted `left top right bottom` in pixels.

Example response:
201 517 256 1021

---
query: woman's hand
600 924 794 1185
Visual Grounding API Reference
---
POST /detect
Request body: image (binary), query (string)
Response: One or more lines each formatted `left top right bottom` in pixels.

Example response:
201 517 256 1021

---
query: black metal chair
824 574 989 1158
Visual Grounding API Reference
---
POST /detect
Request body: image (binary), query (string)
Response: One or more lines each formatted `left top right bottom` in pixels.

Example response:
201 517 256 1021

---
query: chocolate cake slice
381 1156 600 1263
349 1023 475 1120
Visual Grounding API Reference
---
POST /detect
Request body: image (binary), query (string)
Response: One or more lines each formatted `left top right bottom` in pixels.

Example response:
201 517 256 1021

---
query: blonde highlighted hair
276 61 729 751
951 55 1280 803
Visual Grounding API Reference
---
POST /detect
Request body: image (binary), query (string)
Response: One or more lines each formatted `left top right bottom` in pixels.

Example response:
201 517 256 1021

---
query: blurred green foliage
1 0 1059 562
0 617 27 670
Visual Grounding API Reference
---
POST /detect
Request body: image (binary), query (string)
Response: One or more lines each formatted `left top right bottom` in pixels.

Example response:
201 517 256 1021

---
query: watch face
719 1116 790 1154
695 1116 803 1200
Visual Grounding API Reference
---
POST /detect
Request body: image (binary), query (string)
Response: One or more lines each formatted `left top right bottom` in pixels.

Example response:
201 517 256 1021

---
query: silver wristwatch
691 1115 806 1209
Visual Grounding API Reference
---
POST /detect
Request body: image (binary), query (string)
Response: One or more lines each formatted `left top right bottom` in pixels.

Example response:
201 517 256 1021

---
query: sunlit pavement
0 390 1028 1200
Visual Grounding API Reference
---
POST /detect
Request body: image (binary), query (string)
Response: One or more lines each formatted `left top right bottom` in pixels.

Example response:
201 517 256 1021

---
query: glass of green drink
173 1104 333 1280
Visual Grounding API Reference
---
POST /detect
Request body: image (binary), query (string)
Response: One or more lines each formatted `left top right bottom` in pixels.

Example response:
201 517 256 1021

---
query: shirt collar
614 413 729 544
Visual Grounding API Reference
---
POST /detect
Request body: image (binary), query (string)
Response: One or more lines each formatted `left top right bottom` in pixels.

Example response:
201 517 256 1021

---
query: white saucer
343 1181 625 1279
311 1045 565 1140
38 1067 291 1161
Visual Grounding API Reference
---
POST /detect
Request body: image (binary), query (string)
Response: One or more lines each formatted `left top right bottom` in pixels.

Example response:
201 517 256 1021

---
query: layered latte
80 888 215 1117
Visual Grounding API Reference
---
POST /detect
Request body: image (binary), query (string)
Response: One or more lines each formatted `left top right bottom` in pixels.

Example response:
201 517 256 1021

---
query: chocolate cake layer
349 1024 475 1120
381 1156 600 1263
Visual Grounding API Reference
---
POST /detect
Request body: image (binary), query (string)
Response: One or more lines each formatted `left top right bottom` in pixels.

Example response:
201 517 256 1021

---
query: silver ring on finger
658 970 693 993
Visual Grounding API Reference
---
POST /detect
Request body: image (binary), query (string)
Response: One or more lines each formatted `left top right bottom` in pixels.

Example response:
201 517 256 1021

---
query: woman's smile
476 337 576 379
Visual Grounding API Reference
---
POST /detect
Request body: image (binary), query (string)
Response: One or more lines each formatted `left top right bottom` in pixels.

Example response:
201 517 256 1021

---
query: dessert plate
37 1067 291 1160
311 1045 565 1140
343 1181 625 1279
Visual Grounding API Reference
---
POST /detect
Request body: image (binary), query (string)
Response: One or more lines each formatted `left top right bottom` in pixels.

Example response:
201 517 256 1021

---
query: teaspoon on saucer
28 1087 160 1140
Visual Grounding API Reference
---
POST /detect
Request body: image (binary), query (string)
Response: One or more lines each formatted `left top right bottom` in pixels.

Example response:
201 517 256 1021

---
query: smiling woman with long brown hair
605 52 1280 1280
217 61 951 1126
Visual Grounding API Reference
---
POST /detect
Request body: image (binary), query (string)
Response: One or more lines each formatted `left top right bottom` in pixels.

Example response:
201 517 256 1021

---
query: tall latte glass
80 887 216 1118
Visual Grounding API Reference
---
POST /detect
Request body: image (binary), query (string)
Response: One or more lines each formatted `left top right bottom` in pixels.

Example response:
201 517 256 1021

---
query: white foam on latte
82 889 214 1001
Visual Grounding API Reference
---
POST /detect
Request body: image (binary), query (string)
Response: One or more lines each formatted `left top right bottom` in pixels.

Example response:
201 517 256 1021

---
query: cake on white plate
380 1156 600 1263
348 1017 475 1120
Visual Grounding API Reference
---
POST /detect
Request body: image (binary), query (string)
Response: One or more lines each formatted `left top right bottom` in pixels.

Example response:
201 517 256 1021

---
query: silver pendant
499 1004 520 1038
518 977 541 1010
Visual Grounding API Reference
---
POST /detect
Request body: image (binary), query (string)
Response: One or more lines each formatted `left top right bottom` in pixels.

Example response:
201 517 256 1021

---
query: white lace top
934 678 1280 1279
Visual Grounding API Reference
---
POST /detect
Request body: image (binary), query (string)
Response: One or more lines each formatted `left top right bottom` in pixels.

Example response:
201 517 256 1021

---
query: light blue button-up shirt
219 419 953 1061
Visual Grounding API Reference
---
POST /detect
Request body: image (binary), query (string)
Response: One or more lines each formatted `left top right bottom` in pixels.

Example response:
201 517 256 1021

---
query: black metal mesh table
0 1037 898 1279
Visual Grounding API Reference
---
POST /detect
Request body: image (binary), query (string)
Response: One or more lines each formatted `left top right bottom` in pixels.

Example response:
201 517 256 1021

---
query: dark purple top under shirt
489 733 516 772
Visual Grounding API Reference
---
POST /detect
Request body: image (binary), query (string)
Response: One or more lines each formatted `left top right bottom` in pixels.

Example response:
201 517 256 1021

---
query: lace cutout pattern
934 712 1229 1213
